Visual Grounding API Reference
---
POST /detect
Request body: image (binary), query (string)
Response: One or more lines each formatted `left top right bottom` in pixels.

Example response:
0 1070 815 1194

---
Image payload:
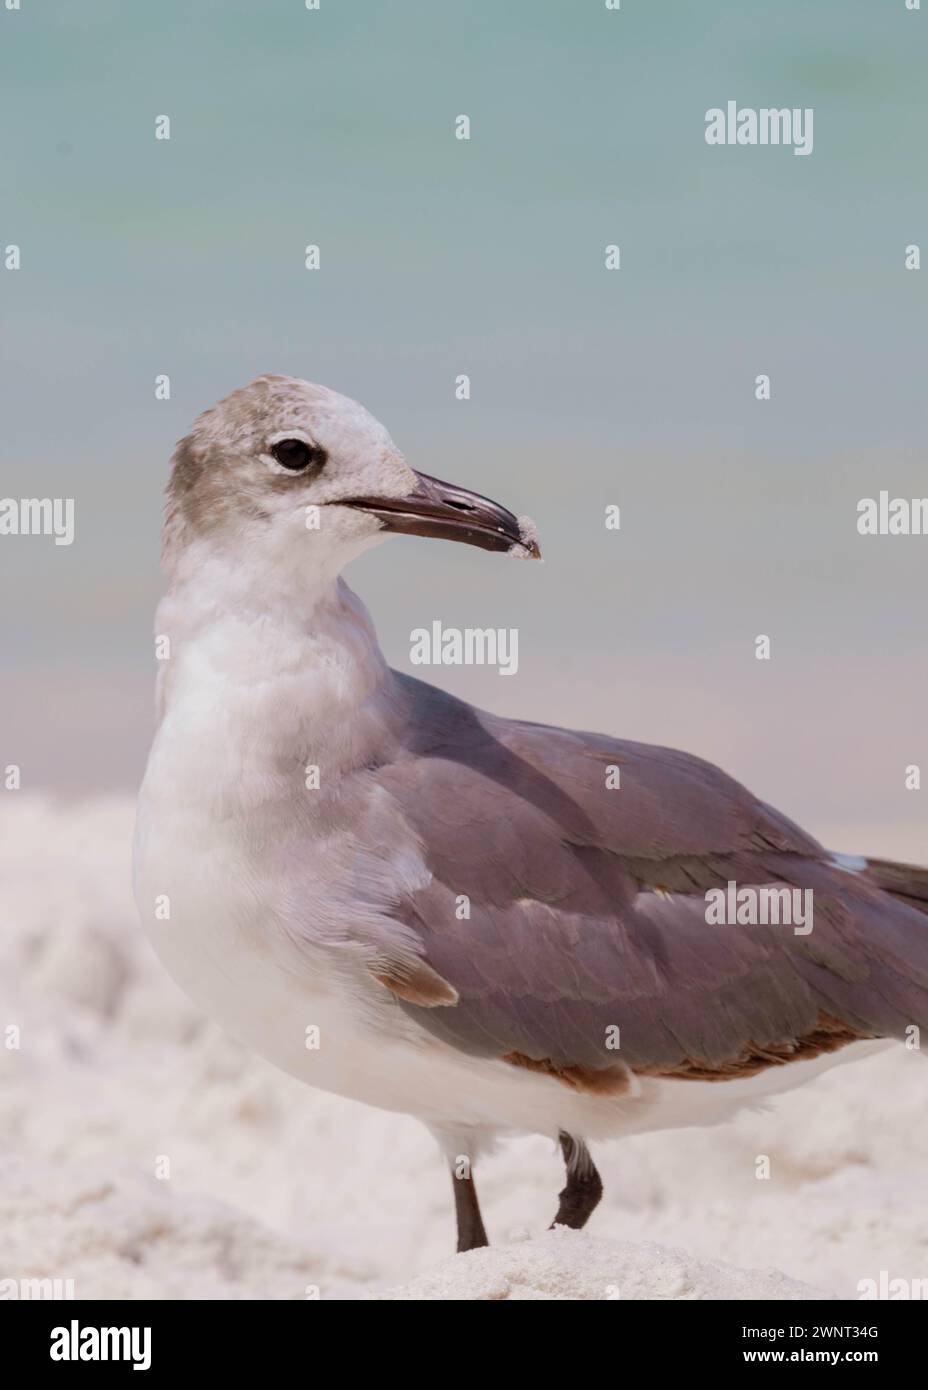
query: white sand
2 795 926 1301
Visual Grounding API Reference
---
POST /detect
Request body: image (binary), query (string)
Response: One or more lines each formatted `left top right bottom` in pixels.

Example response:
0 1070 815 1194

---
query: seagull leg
550 1132 603 1230
451 1165 489 1253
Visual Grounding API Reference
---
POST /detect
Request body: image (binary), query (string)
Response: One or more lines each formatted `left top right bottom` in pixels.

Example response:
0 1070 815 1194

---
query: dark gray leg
452 1165 489 1253
550 1132 603 1230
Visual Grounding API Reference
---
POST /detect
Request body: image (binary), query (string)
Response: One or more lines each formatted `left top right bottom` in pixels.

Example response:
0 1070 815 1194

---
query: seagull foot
550 1132 603 1230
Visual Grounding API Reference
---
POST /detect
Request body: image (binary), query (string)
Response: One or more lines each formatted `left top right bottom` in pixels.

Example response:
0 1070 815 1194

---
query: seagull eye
269 438 325 472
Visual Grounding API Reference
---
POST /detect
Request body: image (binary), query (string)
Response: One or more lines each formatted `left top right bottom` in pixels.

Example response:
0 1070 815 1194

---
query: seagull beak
339 470 541 558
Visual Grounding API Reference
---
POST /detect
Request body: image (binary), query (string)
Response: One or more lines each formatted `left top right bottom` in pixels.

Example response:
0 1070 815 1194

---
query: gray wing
369 674 928 1077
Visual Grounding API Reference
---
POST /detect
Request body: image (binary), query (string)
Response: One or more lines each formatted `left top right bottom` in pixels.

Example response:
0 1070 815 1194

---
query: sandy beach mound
2 796 926 1300
376 1229 830 1300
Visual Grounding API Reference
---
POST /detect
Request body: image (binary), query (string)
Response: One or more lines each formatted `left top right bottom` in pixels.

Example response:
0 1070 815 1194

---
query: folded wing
368 675 928 1078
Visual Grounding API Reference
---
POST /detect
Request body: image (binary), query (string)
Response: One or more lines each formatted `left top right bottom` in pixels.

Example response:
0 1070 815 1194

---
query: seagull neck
155 556 400 781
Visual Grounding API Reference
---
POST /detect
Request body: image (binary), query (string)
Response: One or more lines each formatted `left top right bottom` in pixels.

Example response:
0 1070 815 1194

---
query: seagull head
164 375 540 584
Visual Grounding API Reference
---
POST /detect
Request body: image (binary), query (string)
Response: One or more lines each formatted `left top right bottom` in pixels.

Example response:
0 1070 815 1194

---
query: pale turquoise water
1 3 925 847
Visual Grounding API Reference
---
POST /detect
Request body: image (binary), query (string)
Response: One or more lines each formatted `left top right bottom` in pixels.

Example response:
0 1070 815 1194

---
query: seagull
134 375 928 1255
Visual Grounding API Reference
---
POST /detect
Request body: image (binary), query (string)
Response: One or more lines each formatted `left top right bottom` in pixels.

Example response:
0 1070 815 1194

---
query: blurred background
1 0 925 844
